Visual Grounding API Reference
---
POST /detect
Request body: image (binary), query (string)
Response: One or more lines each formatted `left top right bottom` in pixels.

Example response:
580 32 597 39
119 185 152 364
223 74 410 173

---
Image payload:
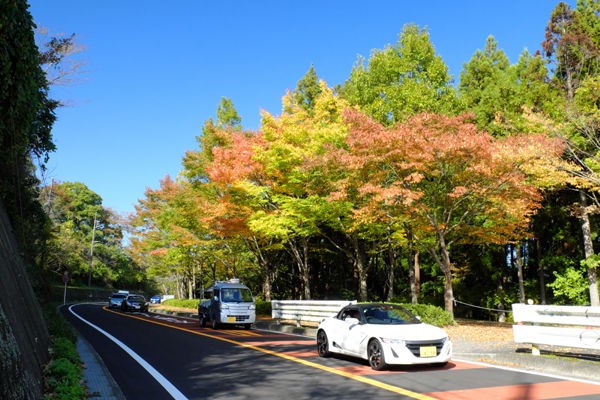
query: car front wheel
367 339 387 371
317 330 330 357
199 313 207 327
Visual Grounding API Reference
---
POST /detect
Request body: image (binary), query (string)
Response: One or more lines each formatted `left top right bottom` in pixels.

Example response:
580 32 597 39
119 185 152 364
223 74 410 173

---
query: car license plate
227 316 236 322
419 346 437 357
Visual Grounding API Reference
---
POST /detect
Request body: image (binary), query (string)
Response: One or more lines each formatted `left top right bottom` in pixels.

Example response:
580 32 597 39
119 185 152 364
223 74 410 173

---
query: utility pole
88 212 98 288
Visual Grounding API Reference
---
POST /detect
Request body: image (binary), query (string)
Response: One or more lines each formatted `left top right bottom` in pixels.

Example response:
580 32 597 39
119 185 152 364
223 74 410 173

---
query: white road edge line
453 357 600 386
68 304 189 400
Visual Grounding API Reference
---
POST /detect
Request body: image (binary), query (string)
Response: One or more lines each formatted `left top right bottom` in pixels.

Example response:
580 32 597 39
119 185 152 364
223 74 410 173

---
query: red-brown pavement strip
241 340 315 346
280 350 319 358
331 360 485 376
425 380 600 400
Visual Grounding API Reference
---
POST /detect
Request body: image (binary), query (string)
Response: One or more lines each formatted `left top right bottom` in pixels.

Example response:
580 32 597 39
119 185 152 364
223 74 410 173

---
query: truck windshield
221 288 253 302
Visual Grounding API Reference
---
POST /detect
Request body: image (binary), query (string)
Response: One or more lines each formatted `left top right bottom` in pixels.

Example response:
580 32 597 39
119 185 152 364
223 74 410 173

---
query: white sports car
316 303 452 370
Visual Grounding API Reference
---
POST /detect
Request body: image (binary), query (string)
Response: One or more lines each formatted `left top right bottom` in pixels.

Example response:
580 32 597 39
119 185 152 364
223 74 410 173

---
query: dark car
108 292 127 309
150 294 162 304
120 294 149 312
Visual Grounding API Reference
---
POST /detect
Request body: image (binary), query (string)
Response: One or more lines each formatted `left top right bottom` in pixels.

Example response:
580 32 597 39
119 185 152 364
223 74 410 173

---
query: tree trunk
353 237 368 302
515 243 525 304
496 274 506 322
407 230 420 304
250 237 273 302
386 227 395 301
288 237 311 300
536 239 546 304
261 256 273 302
428 233 454 316
441 249 454 316
580 191 600 306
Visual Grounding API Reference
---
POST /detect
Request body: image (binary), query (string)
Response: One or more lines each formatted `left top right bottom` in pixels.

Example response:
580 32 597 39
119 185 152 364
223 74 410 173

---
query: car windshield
362 305 420 325
112 294 125 299
128 296 145 302
221 288 253 302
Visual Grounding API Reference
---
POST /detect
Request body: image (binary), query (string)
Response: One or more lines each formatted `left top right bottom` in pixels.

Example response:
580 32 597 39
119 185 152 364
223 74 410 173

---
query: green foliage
216 97 242 129
342 23 460 125
42 305 85 399
43 305 76 343
459 37 561 137
0 0 57 272
49 337 80 368
255 300 271 316
400 303 455 327
44 357 85 400
548 266 590 304
162 298 200 309
293 65 322 113
39 181 134 288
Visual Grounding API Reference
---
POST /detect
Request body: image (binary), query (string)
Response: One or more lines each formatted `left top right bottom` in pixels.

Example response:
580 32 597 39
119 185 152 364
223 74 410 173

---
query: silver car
108 292 127 309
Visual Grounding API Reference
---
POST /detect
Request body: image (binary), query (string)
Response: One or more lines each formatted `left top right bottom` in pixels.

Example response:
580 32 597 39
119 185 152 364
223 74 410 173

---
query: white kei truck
198 278 256 329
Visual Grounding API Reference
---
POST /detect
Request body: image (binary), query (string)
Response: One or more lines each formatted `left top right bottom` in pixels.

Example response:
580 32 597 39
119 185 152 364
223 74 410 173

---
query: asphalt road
62 304 600 400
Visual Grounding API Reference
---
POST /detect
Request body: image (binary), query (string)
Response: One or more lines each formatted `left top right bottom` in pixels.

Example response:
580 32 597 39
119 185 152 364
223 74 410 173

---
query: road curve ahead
63 304 600 400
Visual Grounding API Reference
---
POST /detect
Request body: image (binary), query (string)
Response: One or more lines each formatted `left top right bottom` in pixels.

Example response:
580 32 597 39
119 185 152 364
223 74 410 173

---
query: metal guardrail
512 303 600 355
271 300 357 327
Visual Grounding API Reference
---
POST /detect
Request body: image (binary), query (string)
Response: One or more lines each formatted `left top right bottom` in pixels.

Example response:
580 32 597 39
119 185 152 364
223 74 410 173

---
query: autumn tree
213 84 350 299
129 176 211 298
337 111 568 316
138 98 264 297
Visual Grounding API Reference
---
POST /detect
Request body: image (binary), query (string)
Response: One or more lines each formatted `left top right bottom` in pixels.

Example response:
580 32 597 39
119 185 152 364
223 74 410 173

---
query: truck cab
198 279 256 329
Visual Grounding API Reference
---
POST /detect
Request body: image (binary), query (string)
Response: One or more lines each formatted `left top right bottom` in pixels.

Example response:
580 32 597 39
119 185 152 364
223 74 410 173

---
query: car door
339 307 368 356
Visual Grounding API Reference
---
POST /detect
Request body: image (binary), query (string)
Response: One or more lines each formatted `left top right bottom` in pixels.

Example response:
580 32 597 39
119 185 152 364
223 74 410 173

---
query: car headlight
249 304 256 310
380 337 405 345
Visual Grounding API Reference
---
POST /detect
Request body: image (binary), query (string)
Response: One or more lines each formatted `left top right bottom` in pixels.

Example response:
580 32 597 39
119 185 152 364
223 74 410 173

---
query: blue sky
28 1 570 216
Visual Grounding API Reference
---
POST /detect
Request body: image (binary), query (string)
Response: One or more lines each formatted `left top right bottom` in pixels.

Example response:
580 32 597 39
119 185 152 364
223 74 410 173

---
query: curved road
62 304 600 400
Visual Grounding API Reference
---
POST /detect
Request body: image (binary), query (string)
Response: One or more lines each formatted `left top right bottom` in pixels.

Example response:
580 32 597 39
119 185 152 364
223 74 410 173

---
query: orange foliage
336 110 564 244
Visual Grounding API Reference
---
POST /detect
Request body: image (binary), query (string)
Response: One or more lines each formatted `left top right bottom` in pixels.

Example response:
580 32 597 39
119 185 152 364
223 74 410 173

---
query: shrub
548 266 589 305
43 304 86 400
43 305 76 343
44 358 85 399
400 303 455 327
50 337 80 365
255 300 271 316
161 298 199 309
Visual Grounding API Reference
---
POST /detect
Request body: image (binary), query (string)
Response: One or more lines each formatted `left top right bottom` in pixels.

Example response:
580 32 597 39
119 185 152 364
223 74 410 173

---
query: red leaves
208 132 265 184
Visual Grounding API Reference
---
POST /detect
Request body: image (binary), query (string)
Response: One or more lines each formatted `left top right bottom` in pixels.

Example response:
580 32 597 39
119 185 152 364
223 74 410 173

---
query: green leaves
342 24 460 126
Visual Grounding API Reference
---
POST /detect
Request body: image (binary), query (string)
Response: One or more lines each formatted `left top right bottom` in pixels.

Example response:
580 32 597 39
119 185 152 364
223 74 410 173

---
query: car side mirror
214 296 219 302
345 317 360 325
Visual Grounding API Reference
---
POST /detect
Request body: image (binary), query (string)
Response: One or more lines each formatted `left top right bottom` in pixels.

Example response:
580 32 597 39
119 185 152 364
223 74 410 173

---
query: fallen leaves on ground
445 320 514 343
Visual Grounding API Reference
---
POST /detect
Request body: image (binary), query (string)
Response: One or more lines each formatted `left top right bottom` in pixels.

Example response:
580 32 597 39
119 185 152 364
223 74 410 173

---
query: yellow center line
104 307 437 400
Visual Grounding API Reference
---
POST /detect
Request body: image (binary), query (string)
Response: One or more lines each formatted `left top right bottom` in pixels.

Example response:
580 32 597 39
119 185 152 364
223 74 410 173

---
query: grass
43 304 87 400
